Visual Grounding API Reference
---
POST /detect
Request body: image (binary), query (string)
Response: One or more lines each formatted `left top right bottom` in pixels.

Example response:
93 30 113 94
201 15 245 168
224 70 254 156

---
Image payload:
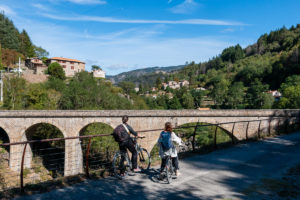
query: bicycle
159 144 184 184
112 136 151 180
158 155 174 184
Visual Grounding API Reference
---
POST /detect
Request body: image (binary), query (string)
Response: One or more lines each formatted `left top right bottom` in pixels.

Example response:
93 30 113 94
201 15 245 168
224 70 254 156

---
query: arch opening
0 127 10 189
0 127 10 157
176 122 232 151
79 122 117 176
25 123 65 179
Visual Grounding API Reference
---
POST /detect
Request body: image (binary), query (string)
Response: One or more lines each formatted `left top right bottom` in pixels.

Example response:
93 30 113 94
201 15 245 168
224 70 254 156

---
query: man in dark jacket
115 115 140 172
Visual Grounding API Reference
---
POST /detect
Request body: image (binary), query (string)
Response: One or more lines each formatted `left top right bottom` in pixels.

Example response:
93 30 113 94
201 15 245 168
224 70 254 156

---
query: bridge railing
0 116 299 196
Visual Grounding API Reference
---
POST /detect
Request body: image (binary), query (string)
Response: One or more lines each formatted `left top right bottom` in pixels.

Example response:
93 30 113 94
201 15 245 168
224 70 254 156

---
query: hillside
125 24 300 110
107 65 185 85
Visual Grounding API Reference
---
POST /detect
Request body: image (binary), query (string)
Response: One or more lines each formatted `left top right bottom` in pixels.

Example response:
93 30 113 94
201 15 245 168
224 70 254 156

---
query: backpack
113 124 129 143
160 131 173 151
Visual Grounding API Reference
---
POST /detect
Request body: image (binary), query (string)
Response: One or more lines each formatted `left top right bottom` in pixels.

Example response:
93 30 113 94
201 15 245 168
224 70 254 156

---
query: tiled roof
49 57 85 64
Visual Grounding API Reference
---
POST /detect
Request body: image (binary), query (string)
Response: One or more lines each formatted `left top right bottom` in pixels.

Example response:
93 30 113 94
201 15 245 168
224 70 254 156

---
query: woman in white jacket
158 122 183 178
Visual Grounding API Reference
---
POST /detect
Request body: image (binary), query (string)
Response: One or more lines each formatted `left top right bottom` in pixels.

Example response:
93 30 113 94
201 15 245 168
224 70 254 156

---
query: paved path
16 132 300 200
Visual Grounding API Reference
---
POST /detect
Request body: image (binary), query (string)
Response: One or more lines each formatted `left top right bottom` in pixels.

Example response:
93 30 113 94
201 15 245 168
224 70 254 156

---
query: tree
155 77 162 89
0 13 20 51
3 76 26 109
181 92 194 109
275 85 300 108
47 62 66 80
210 76 229 107
138 84 144 94
221 44 245 63
92 65 101 71
191 89 204 108
24 83 48 109
226 82 245 109
280 75 300 91
246 79 269 108
19 30 35 57
34 46 49 58
168 96 182 109
118 81 135 96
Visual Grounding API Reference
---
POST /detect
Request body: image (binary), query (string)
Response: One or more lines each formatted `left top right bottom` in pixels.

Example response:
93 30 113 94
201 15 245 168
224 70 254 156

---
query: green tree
226 82 245 109
47 62 66 80
221 44 245 63
24 83 48 109
138 84 144 94
3 76 26 109
168 96 182 109
276 85 300 108
155 77 162 89
118 81 135 95
0 13 20 51
181 92 194 109
246 79 269 108
34 46 49 58
91 65 101 71
191 89 204 108
210 76 229 107
19 30 35 57
280 75 300 91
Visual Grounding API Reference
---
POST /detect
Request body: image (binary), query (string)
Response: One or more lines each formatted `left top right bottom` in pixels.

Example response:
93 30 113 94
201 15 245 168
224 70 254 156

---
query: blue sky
0 0 299 75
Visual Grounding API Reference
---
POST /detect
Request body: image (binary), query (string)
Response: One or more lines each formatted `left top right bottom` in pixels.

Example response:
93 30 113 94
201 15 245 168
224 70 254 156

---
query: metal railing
0 116 299 195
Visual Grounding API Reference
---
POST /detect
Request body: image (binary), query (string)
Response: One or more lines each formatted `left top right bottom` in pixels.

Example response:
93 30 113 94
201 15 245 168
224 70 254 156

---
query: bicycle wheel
166 158 173 184
112 152 131 180
138 148 151 171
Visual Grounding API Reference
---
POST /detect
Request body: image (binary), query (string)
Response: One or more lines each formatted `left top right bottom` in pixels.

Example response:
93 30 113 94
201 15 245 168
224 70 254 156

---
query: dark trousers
119 139 137 169
160 156 179 172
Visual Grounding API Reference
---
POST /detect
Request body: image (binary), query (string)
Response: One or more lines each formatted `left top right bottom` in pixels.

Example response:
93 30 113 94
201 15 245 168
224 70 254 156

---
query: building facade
25 57 48 75
47 57 85 77
92 69 105 78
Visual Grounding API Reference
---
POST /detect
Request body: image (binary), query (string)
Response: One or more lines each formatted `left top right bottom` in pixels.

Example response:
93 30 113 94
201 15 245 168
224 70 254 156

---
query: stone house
47 57 85 77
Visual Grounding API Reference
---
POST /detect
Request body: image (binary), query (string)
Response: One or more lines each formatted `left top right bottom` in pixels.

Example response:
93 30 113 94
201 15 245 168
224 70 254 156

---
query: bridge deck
16 132 300 200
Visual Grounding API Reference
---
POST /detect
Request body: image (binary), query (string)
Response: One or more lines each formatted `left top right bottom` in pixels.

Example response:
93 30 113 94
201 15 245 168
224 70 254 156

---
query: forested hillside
107 65 185 85
0 13 48 67
153 24 300 109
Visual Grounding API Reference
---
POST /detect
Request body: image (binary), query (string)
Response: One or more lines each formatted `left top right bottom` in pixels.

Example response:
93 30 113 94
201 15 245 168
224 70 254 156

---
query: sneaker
133 168 141 173
175 170 180 177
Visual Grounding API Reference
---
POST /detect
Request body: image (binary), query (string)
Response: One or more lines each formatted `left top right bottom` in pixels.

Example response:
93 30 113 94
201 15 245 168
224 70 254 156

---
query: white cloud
12 13 239 75
221 28 235 33
42 13 244 26
66 0 106 5
170 0 199 14
32 3 51 11
0 5 15 15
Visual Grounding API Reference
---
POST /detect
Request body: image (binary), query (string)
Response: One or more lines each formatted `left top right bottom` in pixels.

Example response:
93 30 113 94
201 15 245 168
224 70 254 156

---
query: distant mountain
107 65 185 85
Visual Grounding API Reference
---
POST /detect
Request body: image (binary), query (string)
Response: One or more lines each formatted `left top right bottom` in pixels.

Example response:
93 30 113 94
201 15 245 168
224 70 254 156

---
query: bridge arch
0 127 10 166
24 123 65 178
79 122 117 174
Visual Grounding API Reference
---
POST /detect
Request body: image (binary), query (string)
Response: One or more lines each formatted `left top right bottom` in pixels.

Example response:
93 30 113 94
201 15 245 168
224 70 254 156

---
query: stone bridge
0 110 299 176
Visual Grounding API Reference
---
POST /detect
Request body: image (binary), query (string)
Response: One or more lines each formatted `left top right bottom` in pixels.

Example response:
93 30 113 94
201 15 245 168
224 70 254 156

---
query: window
63 65 66 68
71 66 74 70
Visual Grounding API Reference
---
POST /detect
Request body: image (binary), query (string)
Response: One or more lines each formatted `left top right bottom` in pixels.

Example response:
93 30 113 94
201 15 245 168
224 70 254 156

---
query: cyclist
158 122 183 179
113 115 140 172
